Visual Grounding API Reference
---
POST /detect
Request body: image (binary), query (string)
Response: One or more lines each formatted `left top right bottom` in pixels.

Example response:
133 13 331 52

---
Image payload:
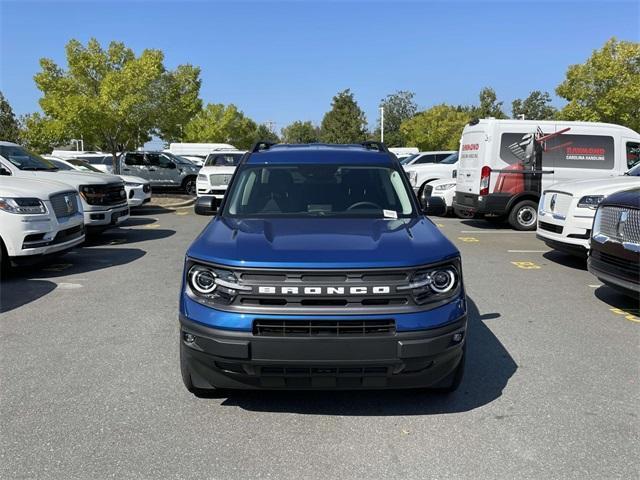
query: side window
158 154 174 168
434 153 450 162
626 142 640 168
415 155 434 164
146 153 160 166
125 153 145 166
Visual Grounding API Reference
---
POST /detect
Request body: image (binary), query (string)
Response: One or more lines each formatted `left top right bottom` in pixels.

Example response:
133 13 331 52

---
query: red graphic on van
462 144 479 151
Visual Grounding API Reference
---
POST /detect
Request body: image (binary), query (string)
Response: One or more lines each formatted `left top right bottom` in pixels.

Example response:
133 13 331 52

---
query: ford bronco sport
179 142 467 395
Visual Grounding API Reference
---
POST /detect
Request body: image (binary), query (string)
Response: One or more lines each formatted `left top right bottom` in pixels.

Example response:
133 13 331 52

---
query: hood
23 170 124 188
118 174 149 184
0 177 77 199
547 176 640 197
198 166 237 175
187 217 460 269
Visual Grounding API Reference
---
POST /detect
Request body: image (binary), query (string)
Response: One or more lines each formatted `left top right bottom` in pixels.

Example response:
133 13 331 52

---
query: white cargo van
454 119 640 230
168 143 237 157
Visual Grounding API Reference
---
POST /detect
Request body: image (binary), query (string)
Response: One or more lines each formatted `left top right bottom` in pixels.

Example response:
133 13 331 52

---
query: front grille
49 192 79 218
538 220 563 234
209 174 232 186
598 207 640 244
82 184 127 206
253 319 396 337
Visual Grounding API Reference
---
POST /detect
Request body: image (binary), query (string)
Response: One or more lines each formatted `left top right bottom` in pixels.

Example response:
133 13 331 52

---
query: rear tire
182 176 197 196
508 200 538 231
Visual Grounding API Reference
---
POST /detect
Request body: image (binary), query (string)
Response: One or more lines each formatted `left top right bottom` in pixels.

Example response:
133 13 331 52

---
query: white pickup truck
0 177 85 270
0 142 129 232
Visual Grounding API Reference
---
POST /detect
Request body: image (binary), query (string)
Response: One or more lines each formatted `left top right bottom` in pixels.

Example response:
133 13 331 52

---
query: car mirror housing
0 166 11 176
420 194 446 216
194 196 218 216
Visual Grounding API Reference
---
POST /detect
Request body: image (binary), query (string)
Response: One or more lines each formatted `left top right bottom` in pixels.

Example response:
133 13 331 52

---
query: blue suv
179 142 467 395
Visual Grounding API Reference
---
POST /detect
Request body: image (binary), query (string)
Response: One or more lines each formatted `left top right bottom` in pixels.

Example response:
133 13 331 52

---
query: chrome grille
209 174 232 186
598 207 640 244
49 192 79 219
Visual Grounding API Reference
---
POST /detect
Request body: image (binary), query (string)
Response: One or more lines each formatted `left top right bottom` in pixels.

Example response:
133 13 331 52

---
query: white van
168 143 237 157
454 119 640 230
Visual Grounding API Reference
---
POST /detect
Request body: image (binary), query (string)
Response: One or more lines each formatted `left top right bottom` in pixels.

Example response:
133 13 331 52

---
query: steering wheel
347 201 382 211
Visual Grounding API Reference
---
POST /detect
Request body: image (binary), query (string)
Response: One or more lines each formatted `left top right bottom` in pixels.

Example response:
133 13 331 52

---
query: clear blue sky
1 0 639 133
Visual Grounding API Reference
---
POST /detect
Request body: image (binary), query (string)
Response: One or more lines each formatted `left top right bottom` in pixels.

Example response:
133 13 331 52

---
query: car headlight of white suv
434 182 456 191
577 195 605 209
0 197 47 214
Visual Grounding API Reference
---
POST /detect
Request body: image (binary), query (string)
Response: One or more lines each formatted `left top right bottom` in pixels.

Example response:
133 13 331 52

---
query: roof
246 144 394 166
468 118 640 136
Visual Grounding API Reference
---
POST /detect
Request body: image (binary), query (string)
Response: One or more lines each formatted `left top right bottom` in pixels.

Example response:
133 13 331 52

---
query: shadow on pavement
217 297 517 415
0 279 58 313
542 250 587 271
84 227 175 246
130 205 176 216
121 216 159 227
594 286 639 311
460 219 511 230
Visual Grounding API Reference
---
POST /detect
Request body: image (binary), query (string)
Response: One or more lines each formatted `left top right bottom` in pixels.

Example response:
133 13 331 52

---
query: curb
148 197 196 209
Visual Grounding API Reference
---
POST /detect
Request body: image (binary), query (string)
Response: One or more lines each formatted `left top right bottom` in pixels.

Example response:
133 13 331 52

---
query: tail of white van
453 119 640 230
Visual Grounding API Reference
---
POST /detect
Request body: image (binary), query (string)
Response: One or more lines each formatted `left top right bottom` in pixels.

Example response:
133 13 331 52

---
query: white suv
403 152 459 195
196 150 246 199
0 142 129 232
537 163 640 256
0 177 85 269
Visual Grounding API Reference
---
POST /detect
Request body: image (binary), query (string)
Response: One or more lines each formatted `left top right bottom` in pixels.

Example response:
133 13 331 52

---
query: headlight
186 263 249 306
197 174 207 181
0 197 47 214
398 263 461 305
407 170 418 186
577 195 605 209
124 182 143 187
434 183 456 191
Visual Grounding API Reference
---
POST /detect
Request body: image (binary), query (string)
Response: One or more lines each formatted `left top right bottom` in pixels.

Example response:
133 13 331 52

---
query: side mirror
0 166 10 176
194 196 218 216
420 194 446 216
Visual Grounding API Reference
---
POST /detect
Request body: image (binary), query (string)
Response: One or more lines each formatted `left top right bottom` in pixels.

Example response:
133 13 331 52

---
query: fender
505 191 540 213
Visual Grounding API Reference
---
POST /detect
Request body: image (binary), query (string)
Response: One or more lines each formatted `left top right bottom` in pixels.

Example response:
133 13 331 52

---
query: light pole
380 107 384 143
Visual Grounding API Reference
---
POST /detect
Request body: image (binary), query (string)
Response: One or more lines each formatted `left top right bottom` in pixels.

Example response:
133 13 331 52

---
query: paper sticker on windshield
383 210 398 219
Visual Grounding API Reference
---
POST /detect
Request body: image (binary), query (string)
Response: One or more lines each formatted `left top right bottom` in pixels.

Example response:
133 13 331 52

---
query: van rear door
457 128 486 195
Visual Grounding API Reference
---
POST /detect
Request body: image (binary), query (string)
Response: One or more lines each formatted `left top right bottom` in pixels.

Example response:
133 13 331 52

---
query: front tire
508 200 538 231
182 176 197 196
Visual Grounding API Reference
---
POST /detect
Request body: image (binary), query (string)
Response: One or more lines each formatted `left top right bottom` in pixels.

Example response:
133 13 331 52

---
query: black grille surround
186 259 463 315
538 220 564 234
253 319 396 337
82 183 128 206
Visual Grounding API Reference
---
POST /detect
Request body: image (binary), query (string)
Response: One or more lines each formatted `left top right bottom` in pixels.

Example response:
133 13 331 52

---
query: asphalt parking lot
1 208 638 480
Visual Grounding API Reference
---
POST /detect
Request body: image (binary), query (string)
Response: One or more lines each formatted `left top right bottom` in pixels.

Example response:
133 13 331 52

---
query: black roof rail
251 141 277 153
361 141 389 153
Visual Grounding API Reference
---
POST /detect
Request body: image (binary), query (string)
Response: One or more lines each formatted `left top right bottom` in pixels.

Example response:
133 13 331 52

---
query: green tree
556 38 640 131
511 90 557 120
253 123 280 143
19 113 70 153
34 38 201 167
281 120 320 143
183 103 258 149
0 91 20 142
377 90 418 147
400 104 470 151
320 89 367 143
472 87 507 119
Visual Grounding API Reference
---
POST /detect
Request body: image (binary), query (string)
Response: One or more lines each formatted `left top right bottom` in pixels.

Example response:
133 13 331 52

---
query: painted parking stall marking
458 237 479 243
609 308 640 323
511 261 541 270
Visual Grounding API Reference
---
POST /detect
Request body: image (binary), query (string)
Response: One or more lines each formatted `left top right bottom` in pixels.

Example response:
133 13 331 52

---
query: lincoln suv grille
598 206 640 244
49 192 79 218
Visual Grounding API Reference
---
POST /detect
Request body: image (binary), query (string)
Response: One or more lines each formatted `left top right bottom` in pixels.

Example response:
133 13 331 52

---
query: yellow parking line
435 223 444 228
143 224 161 229
457 237 479 243
511 261 541 270
175 211 189 216
609 308 640 323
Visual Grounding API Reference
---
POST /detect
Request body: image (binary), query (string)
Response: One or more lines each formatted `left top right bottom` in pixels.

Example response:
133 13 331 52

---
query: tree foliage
556 38 640 131
19 113 70 153
511 90 557 120
0 91 20 142
254 123 280 144
281 120 320 143
472 87 507 119
400 104 470 151
377 90 418 147
320 89 367 143
33 38 201 163
183 103 258 149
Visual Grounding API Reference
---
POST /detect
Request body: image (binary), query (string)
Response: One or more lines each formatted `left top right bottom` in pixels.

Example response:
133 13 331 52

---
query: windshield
205 153 244 167
626 163 640 176
440 152 459 164
400 154 417 165
68 159 103 173
167 154 193 165
48 159 74 170
224 164 415 218
0 145 58 171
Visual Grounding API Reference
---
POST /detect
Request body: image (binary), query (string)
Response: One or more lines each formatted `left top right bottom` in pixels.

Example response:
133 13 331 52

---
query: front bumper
588 244 640 296
3 213 85 259
126 185 151 207
180 312 466 390
196 182 227 199
536 207 593 253
454 192 511 215
83 203 130 227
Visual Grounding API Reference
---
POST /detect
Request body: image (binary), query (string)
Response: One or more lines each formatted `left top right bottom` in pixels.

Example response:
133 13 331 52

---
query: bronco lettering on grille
257 286 391 295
